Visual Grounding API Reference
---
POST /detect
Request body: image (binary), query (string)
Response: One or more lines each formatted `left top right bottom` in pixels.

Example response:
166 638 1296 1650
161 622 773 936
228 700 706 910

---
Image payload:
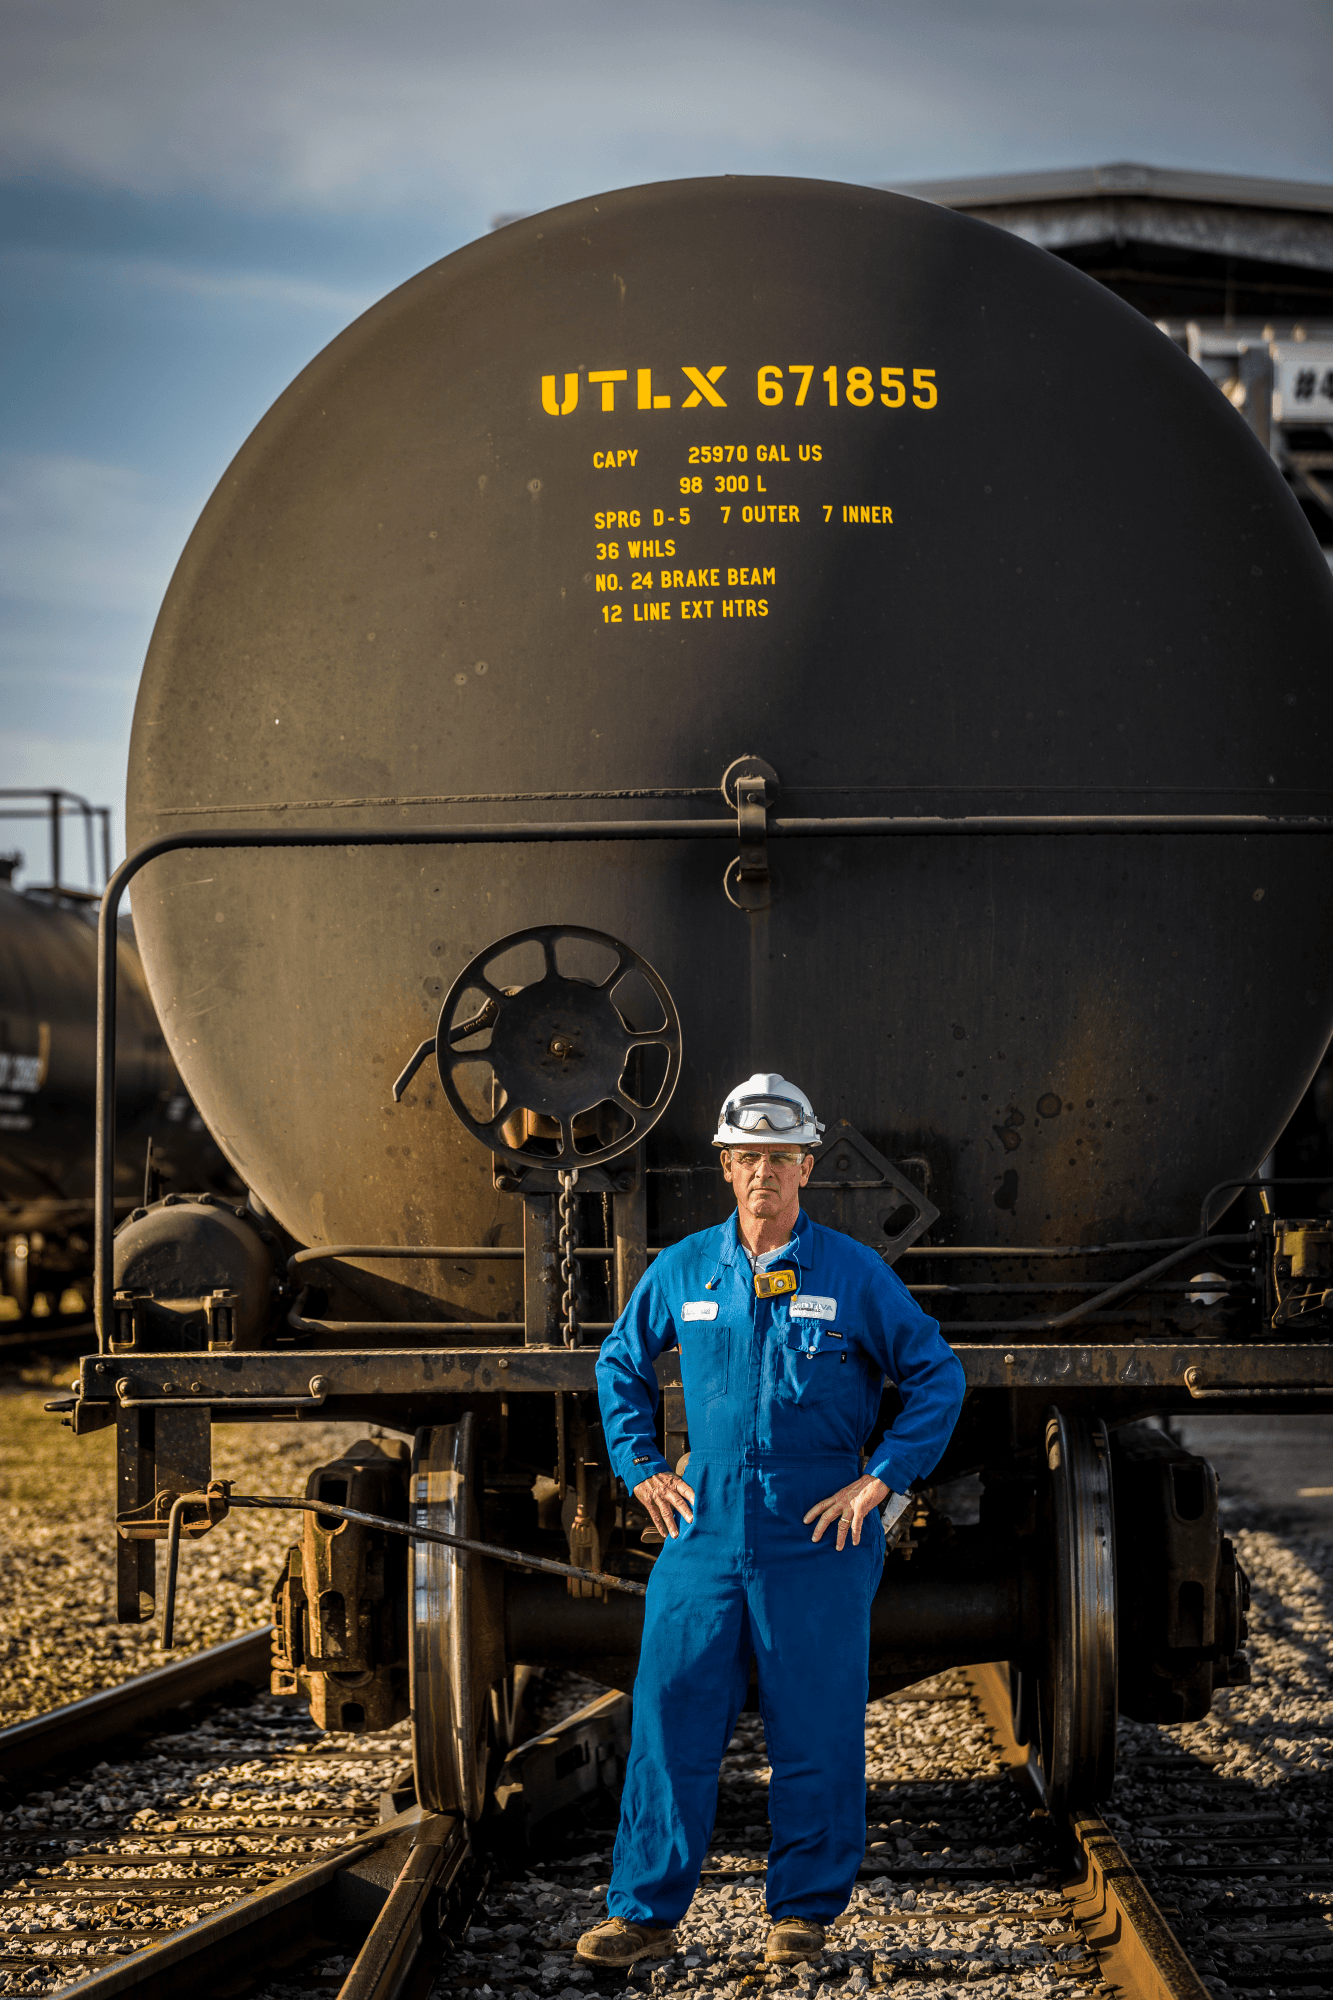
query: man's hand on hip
634 1470 696 1540
803 1474 890 1550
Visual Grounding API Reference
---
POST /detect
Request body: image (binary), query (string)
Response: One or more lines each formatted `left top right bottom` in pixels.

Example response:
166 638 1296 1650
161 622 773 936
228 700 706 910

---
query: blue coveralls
596 1206 966 1926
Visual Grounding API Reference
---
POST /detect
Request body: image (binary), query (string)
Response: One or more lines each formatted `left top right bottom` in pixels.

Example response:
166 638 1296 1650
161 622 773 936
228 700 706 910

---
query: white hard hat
713 1073 824 1149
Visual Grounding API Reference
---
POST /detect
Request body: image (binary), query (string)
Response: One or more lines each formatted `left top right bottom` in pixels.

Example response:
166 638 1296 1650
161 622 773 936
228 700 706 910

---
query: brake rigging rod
159 1487 647 1649
230 1492 647 1592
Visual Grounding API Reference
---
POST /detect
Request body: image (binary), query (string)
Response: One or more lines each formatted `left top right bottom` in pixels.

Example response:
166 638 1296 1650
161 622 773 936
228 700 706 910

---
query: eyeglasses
725 1150 807 1169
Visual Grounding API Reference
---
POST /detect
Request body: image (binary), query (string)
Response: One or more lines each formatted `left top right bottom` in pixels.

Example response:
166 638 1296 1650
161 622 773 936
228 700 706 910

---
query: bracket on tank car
804 1120 940 1262
1264 1215 1333 1328
392 997 499 1103
721 754 778 911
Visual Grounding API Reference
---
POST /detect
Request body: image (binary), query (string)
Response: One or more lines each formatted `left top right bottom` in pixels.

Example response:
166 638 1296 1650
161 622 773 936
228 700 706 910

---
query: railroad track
0 1627 430 1997
428 1663 1324 2000
4 1641 1329 2000
1097 1737 1333 1995
0 1635 617 2000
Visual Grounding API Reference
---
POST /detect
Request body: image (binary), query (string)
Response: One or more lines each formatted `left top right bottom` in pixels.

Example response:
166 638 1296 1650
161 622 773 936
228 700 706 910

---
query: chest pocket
680 1319 731 1405
778 1321 850 1402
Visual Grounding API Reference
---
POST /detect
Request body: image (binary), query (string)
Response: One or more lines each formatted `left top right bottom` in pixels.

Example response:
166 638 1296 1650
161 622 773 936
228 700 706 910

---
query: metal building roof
890 162 1333 215
884 162 1333 276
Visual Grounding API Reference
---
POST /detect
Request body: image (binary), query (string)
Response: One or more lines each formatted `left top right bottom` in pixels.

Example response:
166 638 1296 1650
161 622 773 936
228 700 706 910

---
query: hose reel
392 923 681 1174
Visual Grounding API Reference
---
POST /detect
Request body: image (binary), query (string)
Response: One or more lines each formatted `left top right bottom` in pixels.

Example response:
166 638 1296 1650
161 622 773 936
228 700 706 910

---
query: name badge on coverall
788 1294 841 1356
789 1295 837 1322
681 1300 719 1321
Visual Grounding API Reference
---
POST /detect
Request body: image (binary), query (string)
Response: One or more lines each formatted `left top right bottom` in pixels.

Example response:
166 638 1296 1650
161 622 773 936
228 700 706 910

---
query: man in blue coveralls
577 1073 966 1973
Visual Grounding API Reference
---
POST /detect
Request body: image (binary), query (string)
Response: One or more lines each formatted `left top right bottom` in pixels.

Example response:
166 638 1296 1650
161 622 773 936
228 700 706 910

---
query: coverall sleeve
855 1258 966 1493
595 1263 680 1489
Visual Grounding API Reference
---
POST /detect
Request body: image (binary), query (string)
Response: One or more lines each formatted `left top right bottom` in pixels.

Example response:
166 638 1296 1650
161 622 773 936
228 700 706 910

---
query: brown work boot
575 1916 679 1968
766 1916 827 1963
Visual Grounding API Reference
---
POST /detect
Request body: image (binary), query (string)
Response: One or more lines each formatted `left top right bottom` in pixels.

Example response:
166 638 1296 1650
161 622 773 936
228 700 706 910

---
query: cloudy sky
4 0 1333 882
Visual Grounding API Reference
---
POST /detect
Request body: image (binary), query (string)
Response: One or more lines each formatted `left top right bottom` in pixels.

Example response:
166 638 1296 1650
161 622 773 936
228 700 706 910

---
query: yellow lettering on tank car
681 365 728 408
542 373 578 416
637 369 672 410
588 370 628 411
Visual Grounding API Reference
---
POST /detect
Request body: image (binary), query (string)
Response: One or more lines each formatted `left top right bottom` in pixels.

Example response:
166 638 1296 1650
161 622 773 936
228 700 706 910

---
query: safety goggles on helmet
713 1071 824 1149
723 1094 809 1134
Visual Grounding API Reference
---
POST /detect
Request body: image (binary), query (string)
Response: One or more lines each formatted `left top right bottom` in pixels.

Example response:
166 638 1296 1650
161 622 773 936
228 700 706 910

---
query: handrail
0 786 112 894
286 1241 614 1276
925 1234 1250 1333
1199 1174 1333 1231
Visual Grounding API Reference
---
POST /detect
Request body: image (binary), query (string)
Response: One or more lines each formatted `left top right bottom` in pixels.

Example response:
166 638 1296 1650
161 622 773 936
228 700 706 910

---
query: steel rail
966 1663 1211 2000
94 817 1333 1344
53 1806 438 2000
0 1627 271 1785
337 1810 475 2000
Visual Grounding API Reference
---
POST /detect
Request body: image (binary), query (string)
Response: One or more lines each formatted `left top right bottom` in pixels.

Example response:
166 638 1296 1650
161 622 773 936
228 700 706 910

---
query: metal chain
558 1166 580 1347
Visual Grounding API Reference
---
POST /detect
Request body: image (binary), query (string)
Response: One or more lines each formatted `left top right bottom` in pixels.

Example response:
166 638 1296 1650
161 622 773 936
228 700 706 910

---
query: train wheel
1036 1409 1118 1818
409 1415 505 1818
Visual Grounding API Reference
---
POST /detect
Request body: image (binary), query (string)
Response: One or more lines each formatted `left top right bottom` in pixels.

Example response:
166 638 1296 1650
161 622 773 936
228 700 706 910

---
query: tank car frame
50 788 1333 1823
